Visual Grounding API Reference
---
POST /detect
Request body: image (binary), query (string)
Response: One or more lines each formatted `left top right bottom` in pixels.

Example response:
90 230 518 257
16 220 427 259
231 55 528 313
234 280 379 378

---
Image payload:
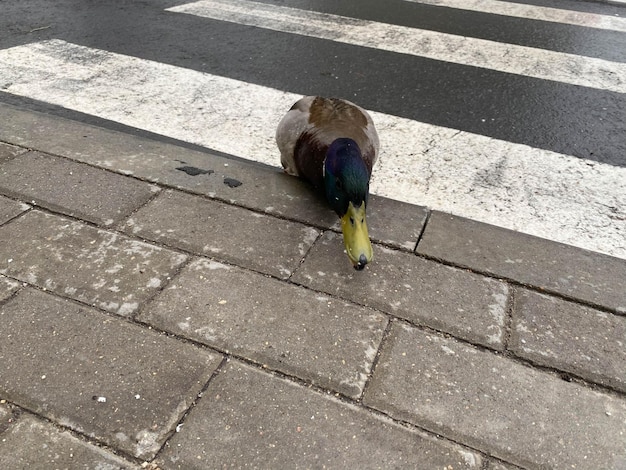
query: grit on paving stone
293 231 509 349
487 461 523 470
0 288 222 460
510 289 626 392
140 258 387 399
364 322 626 469
0 142 26 162
0 195 29 225
364 195 429 251
158 360 482 469
0 276 20 302
123 189 320 279
0 412 137 469
417 211 626 313
0 152 159 226
0 210 187 316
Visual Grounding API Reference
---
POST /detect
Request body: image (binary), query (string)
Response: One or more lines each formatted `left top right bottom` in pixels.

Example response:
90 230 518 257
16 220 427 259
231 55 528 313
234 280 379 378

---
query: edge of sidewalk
1 100 625 315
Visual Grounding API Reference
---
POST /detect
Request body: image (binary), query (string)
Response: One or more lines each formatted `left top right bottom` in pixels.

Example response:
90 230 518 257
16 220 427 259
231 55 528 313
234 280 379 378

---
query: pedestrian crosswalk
168 0 626 92
0 0 624 258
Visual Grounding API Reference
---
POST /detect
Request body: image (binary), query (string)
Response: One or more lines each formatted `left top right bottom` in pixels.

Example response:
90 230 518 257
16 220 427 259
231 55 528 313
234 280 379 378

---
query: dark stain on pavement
223 177 242 188
176 166 214 176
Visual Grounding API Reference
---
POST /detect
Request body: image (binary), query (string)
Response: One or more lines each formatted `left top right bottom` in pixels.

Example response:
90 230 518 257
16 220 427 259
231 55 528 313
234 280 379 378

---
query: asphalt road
1 0 625 163
0 0 625 257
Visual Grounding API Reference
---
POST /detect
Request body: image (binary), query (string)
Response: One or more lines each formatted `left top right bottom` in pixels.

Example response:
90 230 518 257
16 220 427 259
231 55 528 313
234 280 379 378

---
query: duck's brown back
276 96 379 189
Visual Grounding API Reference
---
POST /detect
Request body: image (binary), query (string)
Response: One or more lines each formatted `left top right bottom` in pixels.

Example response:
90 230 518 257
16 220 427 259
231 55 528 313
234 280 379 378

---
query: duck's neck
324 138 370 215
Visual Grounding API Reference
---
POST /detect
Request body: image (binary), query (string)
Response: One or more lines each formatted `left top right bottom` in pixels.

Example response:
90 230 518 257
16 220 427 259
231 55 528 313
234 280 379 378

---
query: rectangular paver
487 461 523 470
0 412 137 469
0 195 29 225
510 289 626 392
0 210 188 316
293 231 509 348
158 360 482 469
364 322 626 469
417 211 626 313
123 190 320 279
0 151 159 226
140 258 387 398
0 288 222 459
360 195 429 251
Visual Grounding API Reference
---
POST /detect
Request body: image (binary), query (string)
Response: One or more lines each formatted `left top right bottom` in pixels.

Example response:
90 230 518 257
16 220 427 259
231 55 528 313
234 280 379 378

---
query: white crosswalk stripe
167 0 626 93
405 0 626 32
0 1 624 259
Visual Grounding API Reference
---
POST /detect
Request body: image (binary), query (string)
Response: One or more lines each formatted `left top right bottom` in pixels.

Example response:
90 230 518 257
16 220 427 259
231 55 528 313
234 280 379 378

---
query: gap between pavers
0 195 29 225
0 275 20 302
0 142 27 162
0 409 138 469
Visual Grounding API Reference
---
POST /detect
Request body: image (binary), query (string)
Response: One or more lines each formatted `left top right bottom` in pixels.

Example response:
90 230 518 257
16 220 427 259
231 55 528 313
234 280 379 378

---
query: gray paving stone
293 231 509 349
510 289 626 392
0 151 159 226
363 195 429 251
0 194 29 225
417 211 626 313
0 288 222 459
0 142 26 162
486 460 523 470
0 210 188 316
0 275 20 302
0 102 336 224
158 360 482 469
123 190 319 279
0 412 137 469
0 103 428 251
140 258 387 398
364 322 626 469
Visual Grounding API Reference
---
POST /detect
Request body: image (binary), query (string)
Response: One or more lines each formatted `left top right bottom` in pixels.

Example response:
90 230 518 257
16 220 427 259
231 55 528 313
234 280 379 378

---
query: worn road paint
0 40 624 258
167 0 626 93
406 0 626 32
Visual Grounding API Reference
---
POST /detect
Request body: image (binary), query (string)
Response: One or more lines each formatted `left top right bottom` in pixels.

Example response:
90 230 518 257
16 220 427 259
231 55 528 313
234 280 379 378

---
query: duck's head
324 138 373 270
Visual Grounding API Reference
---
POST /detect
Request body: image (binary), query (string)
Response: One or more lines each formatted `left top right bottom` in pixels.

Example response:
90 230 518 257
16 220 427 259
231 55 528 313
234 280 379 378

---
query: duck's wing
307 97 379 175
276 96 317 177
276 96 380 185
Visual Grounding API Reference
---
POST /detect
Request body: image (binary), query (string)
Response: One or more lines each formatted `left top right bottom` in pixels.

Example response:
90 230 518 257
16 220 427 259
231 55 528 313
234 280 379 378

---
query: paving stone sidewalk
0 102 625 469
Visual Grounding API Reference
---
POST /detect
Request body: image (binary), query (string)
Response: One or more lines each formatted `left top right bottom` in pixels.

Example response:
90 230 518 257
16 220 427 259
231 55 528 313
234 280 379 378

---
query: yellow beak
341 201 373 270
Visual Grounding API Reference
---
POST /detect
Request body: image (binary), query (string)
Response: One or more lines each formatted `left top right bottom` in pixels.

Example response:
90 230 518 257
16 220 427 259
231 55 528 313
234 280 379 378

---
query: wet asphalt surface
0 0 624 166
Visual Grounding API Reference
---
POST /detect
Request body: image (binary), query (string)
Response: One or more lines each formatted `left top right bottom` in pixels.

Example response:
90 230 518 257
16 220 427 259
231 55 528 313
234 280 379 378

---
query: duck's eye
335 179 343 190
349 217 355 226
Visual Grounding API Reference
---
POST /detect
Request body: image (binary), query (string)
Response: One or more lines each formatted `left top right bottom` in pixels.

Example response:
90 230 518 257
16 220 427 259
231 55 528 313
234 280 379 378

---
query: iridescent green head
324 138 373 270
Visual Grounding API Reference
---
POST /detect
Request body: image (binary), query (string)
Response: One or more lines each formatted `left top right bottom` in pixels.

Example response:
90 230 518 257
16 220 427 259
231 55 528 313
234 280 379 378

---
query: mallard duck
276 96 379 270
